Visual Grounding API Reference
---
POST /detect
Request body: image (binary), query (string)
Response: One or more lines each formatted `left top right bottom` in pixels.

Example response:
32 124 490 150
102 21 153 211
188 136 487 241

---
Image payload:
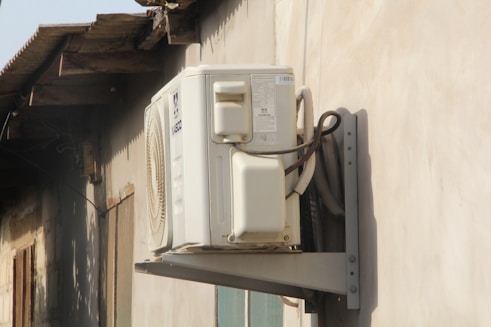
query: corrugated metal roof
1 24 88 77
0 13 149 114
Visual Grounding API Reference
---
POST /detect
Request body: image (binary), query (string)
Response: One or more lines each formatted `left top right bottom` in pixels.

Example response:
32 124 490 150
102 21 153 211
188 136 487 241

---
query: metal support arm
136 252 347 299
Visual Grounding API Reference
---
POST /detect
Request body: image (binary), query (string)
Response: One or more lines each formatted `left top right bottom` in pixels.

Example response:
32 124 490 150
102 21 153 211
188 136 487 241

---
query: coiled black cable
284 111 341 175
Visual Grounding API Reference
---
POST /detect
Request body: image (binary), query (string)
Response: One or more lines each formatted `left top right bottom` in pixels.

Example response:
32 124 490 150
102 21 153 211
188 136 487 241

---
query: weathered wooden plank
25 246 34 326
59 52 163 75
107 207 117 327
115 195 134 327
94 13 148 24
64 35 137 53
134 1 199 45
13 253 21 327
12 247 35 327
35 54 63 85
166 11 199 44
29 84 124 106
134 0 197 10
137 9 167 50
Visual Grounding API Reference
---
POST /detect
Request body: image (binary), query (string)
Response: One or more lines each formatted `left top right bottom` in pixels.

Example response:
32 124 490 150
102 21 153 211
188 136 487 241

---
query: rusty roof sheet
0 13 149 113
0 24 89 91
0 24 89 114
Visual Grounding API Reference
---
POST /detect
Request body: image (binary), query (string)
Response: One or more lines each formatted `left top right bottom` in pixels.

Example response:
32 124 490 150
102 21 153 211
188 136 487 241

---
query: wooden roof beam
59 52 163 76
136 2 199 49
28 84 125 107
137 9 167 50
165 9 199 45
134 0 197 10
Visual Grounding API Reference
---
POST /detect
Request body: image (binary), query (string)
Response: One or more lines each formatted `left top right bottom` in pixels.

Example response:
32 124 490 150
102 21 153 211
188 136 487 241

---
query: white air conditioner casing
144 65 301 253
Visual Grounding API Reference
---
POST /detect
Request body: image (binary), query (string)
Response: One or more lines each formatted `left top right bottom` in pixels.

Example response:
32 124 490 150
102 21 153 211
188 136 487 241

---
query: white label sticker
276 75 294 85
252 76 276 135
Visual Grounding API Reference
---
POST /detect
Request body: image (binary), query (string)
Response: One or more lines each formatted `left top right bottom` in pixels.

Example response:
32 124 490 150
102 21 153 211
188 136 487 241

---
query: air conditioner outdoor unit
144 65 303 253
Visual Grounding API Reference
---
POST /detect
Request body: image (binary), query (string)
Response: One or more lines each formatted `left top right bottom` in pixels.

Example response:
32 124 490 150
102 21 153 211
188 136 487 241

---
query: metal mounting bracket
135 114 359 310
343 113 360 309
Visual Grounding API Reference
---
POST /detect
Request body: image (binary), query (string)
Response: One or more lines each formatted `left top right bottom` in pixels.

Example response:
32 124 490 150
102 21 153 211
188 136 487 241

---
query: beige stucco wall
274 0 491 326
107 0 491 326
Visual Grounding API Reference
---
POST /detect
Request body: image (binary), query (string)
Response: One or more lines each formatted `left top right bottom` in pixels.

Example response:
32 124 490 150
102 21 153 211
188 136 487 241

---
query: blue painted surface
249 291 283 327
217 287 245 327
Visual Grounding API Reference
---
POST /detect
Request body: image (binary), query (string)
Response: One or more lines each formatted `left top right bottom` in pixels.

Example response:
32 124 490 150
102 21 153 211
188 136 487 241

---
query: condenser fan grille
145 107 166 247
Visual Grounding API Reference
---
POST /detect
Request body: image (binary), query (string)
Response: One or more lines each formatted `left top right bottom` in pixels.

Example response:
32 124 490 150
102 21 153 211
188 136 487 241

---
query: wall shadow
199 0 245 56
38 177 60 326
57 152 99 327
99 72 164 169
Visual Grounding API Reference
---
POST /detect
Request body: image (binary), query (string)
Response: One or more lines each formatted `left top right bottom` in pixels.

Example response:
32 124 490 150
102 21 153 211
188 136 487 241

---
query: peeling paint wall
0 210 13 327
0 184 61 327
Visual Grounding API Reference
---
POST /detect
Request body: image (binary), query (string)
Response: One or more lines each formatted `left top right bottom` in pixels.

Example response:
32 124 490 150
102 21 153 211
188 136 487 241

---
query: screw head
349 255 357 263
350 285 358 293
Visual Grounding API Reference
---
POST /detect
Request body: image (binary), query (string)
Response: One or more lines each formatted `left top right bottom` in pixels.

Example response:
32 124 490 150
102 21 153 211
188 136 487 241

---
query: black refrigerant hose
313 133 345 218
299 113 345 253
285 111 341 175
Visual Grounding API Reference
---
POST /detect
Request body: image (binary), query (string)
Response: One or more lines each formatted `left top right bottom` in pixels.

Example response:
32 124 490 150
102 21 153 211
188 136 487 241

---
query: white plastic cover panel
231 152 286 240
